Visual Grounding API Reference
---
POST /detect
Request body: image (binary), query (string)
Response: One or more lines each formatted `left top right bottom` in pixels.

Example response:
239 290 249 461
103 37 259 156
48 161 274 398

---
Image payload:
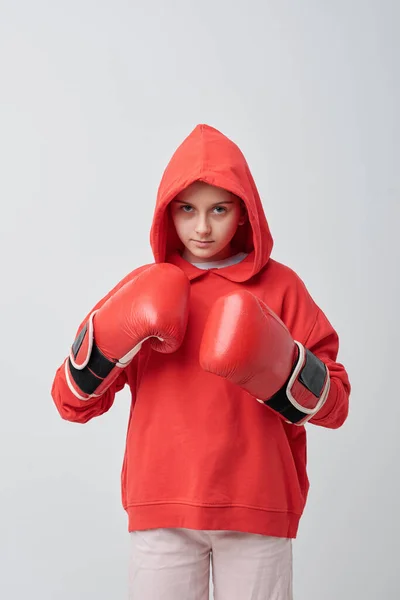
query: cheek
171 212 189 239
218 212 241 239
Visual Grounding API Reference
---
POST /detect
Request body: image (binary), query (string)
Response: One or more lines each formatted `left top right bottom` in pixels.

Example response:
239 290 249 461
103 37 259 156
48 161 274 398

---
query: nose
195 213 211 237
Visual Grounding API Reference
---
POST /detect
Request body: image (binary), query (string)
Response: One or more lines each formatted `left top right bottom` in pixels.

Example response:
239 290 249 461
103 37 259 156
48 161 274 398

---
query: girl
52 123 351 599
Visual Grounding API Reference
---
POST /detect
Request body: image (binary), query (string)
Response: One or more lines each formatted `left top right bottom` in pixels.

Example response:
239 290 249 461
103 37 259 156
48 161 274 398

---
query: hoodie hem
125 503 300 539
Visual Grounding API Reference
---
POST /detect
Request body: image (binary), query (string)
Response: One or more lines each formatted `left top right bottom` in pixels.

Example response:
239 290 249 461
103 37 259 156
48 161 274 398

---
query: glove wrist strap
260 342 330 425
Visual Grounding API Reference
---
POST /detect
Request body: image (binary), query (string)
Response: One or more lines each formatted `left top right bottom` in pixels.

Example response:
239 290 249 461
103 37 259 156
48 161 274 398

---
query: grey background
0 1 399 598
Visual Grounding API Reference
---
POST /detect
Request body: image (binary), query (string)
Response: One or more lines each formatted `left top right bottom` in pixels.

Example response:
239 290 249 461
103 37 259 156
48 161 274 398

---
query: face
170 181 246 263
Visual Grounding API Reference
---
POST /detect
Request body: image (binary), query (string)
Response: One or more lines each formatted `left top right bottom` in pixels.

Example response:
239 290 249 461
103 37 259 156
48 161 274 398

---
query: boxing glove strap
262 342 330 425
68 315 117 395
68 345 115 395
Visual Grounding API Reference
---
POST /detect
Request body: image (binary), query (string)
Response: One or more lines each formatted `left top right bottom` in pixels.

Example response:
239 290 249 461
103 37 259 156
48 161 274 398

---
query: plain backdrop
0 1 399 598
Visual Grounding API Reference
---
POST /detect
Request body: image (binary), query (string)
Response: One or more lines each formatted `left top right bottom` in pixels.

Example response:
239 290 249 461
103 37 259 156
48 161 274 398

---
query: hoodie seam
304 308 320 346
125 500 302 516
200 123 206 173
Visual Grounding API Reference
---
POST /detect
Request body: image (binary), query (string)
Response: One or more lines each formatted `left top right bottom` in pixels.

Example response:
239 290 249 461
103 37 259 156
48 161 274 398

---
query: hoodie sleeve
51 265 149 424
280 268 351 430
303 307 351 429
51 363 129 424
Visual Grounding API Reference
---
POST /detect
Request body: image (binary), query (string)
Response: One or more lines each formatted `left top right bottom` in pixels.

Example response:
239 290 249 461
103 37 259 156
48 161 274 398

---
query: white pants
129 528 293 600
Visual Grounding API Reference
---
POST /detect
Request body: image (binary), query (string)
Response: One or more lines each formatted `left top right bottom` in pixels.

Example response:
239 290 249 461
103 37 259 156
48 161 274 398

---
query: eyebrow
173 199 234 206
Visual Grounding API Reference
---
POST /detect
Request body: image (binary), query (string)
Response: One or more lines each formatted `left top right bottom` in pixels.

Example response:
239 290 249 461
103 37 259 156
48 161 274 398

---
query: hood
149 124 273 282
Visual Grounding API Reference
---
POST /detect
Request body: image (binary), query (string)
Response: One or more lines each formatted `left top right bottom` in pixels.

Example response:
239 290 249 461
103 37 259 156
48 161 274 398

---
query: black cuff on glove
261 343 330 425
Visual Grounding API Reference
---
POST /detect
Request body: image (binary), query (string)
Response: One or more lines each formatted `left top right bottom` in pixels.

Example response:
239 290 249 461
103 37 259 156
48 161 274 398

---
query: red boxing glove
66 263 190 400
199 290 330 425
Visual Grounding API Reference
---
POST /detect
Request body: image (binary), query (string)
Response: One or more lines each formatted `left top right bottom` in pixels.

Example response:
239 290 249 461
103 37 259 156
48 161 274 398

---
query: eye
213 205 227 214
180 205 193 213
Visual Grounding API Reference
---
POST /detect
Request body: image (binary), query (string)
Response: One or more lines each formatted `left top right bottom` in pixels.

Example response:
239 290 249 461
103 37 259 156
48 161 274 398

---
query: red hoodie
51 124 351 538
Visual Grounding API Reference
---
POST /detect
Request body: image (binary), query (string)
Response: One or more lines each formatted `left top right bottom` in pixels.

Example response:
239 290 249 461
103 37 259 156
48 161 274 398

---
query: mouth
191 240 214 247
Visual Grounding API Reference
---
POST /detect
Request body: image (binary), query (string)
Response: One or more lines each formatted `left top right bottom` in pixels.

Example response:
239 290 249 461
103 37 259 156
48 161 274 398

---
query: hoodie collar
166 250 258 283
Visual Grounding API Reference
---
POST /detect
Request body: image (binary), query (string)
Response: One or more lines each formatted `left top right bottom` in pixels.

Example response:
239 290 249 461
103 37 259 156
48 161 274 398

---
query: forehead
176 181 235 205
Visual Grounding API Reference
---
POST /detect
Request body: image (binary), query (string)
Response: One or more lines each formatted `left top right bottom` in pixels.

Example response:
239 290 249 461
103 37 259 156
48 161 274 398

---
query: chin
196 248 227 262
194 248 215 256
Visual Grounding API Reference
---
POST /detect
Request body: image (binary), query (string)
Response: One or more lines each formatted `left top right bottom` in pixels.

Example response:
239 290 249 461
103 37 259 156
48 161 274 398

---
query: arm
278 270 351 429
199 274 351 429
51 363 128 424
302 308 351 429
50 267 144 424
51 262 190 423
